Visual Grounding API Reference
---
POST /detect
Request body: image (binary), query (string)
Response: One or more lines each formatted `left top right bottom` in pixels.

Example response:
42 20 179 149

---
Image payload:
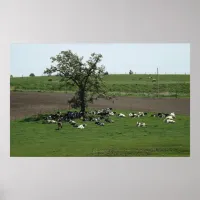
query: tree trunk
79 89 86 115
80 101 85 114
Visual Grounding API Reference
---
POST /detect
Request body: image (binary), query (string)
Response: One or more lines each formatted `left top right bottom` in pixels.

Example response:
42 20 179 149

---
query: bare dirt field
10 92 190 120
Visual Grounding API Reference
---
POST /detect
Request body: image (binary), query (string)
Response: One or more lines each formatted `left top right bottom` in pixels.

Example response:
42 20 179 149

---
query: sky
10 43 190 77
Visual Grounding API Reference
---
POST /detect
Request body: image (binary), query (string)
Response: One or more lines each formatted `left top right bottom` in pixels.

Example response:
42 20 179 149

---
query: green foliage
43 50 107 112
29 73 35 77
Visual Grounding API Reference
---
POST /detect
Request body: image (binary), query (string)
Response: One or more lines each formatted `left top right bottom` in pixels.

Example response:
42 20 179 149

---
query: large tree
44 50 107 114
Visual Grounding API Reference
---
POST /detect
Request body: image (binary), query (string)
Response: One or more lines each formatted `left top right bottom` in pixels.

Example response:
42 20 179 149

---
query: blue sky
10 43 190 77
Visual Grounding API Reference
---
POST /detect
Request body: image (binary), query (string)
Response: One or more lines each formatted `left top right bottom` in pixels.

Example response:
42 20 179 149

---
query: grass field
10 74 190 97
10 109 190 157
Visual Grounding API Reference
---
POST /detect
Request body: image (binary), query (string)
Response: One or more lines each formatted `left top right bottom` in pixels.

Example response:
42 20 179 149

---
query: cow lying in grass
129 112 148 118
47 119 57 124
163 112 176 122
105 118 114 123
118 113 126 117
165 119 175 123
136 122 146 127
95 121 105 126
77 124 87 129
151 112 176 119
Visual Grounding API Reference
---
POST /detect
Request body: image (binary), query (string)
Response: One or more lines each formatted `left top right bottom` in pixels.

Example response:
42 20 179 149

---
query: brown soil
10 92 190 120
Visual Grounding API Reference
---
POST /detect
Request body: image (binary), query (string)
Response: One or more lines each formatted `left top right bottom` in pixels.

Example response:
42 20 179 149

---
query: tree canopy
44 50 107 113
29 73 35 77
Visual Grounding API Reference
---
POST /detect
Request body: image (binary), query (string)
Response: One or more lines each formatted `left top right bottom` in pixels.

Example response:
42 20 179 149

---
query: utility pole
157 67 159 98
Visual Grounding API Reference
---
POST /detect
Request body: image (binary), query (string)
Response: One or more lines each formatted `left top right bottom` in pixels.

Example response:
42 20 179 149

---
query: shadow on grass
19 113 50 123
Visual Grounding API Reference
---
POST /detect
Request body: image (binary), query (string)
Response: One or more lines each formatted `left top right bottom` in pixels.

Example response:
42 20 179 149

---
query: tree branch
83 58 100 89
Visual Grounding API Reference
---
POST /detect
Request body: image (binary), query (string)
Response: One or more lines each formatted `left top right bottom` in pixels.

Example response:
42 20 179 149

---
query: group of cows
44 107 176 130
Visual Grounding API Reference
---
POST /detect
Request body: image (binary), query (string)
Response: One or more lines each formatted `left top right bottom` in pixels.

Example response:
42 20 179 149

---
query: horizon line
11 73 190 77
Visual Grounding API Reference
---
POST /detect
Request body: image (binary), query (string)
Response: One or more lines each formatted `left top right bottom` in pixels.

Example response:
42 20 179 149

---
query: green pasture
10 109 190 157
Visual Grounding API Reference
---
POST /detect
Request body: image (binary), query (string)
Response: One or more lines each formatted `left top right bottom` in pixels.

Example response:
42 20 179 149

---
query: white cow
118 113 126 117
47 120 57 124
163 115 173 122
129 113 133 117
77 124 86 129
166 119 175 123
170 112 176 118
136 122 146 127
109 112 115 116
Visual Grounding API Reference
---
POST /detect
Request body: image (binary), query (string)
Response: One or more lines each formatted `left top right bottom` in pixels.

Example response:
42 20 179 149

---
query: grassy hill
10 74 190 97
